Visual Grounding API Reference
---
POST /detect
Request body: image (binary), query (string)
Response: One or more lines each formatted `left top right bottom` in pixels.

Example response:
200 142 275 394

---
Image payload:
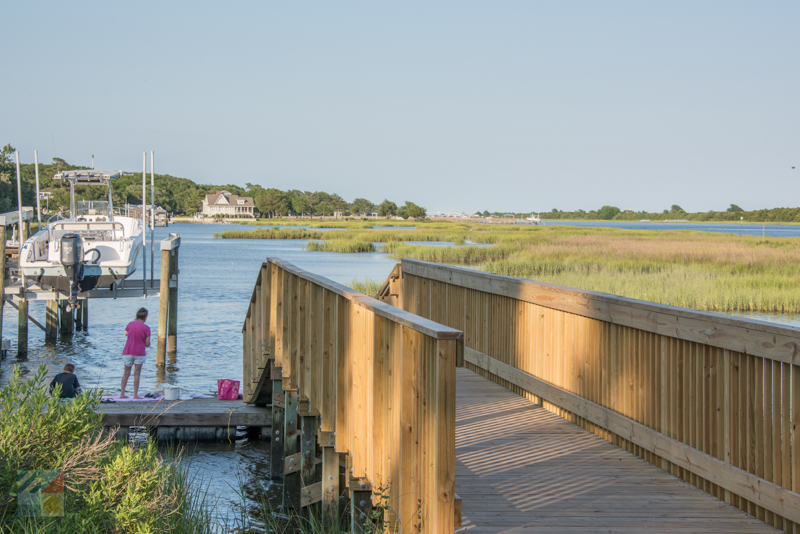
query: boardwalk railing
243 259 463 532
392 258 800 531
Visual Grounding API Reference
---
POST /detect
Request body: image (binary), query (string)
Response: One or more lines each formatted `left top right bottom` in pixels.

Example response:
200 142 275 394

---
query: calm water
3 220 800 525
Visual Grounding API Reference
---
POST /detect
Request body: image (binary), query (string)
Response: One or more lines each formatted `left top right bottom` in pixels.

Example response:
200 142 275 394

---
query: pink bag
217 379 240 400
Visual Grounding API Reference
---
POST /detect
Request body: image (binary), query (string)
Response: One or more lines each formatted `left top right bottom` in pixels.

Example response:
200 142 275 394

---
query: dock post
17 222 28 356
167 246 179 356
74 302 83 331
350 479 373 534
322 444 340 529
299 414 320 513
59 300 74 336
0 225 6 347
45 299 58 340
270 379 285 479
81 299 88 332
283 388 301 509
156 245 170 367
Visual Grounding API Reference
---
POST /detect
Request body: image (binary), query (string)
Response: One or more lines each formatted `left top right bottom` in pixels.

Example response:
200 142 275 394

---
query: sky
3 1 799 214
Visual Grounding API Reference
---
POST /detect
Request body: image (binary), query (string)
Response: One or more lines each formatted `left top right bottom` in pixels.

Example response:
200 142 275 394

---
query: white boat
19 170 146 308
526 213 541 225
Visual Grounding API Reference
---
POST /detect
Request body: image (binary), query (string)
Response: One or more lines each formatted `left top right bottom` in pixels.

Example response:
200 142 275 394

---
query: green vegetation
0 365 214 534
215 228 324 240
348 278 383 297
216 220 800 312
305 240 376 253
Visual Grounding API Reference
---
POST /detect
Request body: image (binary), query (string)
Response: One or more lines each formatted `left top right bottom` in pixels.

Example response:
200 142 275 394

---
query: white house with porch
202 190 256 218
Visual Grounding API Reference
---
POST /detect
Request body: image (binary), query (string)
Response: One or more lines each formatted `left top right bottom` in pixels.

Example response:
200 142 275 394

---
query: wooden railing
243 259 463 533
395 258 800 531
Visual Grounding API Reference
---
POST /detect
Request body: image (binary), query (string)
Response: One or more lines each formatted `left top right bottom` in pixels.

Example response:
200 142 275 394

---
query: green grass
348 278 383 298
304 240 376 253
216 227 325 239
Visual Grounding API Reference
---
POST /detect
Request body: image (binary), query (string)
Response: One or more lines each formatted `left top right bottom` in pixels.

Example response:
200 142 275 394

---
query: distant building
202 190 255 218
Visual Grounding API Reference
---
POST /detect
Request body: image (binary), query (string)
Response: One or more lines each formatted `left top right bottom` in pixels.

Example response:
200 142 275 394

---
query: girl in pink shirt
120 308 151 399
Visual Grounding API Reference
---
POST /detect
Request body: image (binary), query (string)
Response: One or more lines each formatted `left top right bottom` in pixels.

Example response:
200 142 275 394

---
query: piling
0 225 5 347
167 246 179 355
81 299 88 331
59 301 74 336
75 302 83 331
17 222 28 356
45 299 58 340
156 246 170 366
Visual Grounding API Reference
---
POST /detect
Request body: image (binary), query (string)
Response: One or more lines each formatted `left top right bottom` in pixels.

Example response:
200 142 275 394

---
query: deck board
98 398 271 427
454 368 777 533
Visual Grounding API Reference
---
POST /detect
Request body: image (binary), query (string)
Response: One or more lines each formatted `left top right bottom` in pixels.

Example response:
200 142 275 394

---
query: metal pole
15 152 25 289
150 151 154 287
142 152 146 296
34 151 41 229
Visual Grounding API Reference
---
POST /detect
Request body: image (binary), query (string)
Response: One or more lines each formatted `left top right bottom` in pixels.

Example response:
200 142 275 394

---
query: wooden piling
167 247 179 356
0 226 5 347
157 246 170 366
59 300 74 336
75 302 83 331
283 388 301 509
82 299 88 331
45 299 58 339
350 479 373 534
270 379 285 479
17 222 28 356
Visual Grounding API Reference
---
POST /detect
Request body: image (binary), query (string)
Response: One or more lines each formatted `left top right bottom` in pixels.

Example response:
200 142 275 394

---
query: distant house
202 190 255 218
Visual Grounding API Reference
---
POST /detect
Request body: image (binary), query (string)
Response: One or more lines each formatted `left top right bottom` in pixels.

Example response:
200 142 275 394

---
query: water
535 220 800 238
3 220 800 525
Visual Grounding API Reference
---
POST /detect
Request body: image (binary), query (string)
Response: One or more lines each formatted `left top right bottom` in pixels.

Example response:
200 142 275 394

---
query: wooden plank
463 346 800 524
435 338 457 533
402 259 800 364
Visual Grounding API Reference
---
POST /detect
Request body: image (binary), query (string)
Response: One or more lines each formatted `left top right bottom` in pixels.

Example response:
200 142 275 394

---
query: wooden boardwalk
454 368 777 533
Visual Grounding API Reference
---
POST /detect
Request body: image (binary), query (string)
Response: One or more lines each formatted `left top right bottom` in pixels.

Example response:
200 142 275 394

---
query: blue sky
4 2 798 213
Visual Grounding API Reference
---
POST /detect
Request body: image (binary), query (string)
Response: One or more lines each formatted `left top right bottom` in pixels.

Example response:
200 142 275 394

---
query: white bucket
163 386 179 401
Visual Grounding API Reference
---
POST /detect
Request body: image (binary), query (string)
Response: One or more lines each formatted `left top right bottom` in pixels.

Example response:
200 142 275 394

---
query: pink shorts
122 354 146 367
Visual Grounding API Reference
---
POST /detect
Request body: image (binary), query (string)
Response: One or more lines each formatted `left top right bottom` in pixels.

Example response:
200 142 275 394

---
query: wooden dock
455 368 776 533
98 398 270 441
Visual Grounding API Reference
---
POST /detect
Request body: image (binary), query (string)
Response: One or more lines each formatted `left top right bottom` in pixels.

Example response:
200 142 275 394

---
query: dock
239 258 800 533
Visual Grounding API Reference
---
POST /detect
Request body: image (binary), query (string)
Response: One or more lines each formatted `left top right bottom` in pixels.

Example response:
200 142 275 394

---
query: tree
315 200 333 216
671 205 684 212
727 204 744 213
0 144 15 164
350 198 375 216
598 205 620 220
482 210 490 217
397 201 426 219
378 199 397 217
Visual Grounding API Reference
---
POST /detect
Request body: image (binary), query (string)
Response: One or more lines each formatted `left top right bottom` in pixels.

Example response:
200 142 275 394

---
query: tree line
0 146 426 219
486 203 800 223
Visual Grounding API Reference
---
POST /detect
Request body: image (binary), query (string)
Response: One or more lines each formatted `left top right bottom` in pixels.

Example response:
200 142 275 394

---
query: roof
54 170 122 182
204 192 255 207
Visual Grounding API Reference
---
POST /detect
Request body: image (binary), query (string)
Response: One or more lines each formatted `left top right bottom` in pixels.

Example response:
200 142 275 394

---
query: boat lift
1 151 179 365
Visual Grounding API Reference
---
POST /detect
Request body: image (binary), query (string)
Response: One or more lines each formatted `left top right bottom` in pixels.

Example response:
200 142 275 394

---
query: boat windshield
75 200 111 220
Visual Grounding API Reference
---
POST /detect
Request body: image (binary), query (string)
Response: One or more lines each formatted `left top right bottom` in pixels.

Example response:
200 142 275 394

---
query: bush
0 365 213 534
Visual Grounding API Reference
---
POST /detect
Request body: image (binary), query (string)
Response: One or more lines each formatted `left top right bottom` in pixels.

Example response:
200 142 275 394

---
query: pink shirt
123 320 151 356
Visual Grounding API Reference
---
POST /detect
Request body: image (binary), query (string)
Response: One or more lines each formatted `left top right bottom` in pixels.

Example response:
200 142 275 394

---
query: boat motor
60 234 85 311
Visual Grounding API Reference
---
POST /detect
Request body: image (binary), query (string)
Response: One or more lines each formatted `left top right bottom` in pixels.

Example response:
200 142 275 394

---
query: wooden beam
7 300 44 331
404 259 800 364
464 346 800 524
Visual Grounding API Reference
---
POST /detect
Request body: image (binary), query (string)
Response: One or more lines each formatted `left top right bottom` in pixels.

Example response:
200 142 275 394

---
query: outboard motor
60 234 84 311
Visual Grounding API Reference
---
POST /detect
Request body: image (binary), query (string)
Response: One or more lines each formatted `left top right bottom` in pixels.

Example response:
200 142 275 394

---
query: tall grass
217 228 324 240
305 240 375 253
348 278 382 297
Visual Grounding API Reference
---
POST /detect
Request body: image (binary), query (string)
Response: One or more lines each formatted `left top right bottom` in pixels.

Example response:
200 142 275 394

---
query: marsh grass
217 228 325 240
215 220 800 312
348 278 382 298
305 240 375 253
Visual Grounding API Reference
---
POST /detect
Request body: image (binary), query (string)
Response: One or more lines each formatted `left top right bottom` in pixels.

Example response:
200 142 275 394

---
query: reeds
304 240 375 253
217 228 324 239
348 278 382 297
